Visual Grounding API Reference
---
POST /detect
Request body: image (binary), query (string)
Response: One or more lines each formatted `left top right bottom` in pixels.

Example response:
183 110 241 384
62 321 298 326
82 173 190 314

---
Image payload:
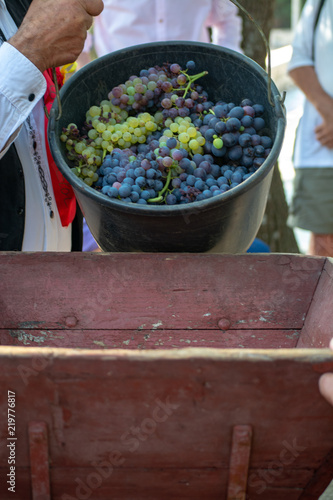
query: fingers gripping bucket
48 41 286 253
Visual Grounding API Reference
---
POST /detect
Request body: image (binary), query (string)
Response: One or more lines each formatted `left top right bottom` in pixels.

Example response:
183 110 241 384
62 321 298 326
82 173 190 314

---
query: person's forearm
288 65 332 118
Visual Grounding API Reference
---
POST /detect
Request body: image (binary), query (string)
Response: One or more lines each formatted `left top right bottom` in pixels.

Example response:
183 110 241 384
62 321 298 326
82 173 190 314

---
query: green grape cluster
159 116 206 155
60 110 163 185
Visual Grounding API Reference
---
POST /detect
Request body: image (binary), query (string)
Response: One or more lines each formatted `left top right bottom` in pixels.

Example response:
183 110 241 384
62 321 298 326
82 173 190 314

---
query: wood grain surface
0 253 332 499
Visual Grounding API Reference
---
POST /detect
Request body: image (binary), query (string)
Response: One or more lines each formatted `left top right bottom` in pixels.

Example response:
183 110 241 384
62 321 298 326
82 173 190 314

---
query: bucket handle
229 0 286 108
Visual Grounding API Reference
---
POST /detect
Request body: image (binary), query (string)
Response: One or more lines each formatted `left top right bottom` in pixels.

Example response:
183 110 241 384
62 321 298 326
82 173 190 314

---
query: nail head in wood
218 318 231 330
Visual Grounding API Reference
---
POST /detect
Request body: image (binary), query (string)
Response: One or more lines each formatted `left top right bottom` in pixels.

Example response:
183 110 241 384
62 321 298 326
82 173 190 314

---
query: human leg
309 233 333 257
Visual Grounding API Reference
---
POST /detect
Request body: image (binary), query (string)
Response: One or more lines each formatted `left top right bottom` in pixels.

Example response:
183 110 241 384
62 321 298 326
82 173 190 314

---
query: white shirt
0 0 72 250
83 0 243 57
288 0 333 168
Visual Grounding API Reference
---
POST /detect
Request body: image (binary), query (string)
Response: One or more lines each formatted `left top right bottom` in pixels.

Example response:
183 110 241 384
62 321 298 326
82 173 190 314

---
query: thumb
319 373 333 407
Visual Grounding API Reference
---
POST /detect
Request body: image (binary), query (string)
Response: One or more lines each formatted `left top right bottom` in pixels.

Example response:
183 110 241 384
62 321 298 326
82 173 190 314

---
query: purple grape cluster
95 131 263 205
190 99 273 169
107 60 209 119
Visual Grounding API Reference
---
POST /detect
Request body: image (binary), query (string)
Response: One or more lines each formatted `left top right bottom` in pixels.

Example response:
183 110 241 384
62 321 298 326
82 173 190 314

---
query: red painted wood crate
0 252 333 500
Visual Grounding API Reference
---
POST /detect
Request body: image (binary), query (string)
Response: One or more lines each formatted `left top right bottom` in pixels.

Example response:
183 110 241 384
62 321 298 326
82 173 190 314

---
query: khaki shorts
287 168 333 234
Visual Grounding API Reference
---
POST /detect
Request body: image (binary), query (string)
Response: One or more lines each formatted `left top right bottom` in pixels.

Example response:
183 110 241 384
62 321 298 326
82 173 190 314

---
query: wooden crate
0 252 333 500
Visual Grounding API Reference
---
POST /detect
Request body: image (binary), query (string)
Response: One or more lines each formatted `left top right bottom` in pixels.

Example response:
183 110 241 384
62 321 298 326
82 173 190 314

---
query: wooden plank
0 328 301 349
227 425 252 500
0 467 228 500
0 253 325 331
0 348 332 472
297 259 333 348
0 466 314 500
28 422 50 500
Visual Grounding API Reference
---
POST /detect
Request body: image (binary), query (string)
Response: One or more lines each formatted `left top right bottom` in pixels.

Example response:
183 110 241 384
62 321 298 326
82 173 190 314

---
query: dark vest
0 0 82 250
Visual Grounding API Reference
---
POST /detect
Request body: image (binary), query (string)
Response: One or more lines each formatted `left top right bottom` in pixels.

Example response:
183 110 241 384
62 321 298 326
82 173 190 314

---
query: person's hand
8 0 103 73
319 338 333 406
315 120 333 149
315 97 333 149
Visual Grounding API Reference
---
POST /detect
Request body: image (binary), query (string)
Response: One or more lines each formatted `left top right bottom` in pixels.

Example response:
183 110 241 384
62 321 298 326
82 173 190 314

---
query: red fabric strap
43 68 76 227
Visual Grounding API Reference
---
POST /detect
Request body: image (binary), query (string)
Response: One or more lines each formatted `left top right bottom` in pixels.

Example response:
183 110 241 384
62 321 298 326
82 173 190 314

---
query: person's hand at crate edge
319 338 333 407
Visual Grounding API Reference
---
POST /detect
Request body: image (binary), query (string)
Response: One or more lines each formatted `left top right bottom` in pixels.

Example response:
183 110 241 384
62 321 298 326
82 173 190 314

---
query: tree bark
237 0 300 253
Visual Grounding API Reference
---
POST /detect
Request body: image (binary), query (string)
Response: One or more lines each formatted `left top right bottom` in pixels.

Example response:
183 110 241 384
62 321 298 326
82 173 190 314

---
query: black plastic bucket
48 41 286 253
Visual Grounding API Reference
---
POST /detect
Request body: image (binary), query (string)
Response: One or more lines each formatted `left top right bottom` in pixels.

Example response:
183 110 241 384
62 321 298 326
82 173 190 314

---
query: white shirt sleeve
206 0 243 53
0 42 46 156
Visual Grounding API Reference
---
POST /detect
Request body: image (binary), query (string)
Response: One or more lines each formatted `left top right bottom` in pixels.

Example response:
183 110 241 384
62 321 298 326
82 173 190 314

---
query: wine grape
60 60 273 206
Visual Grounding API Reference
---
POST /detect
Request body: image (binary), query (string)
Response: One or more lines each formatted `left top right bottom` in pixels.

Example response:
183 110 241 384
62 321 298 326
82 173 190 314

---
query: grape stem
182 70 208 99
147 167 173 203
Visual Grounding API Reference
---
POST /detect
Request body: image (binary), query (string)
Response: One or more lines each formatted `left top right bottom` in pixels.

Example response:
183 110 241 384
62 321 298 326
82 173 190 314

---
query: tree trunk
237 0 300 253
